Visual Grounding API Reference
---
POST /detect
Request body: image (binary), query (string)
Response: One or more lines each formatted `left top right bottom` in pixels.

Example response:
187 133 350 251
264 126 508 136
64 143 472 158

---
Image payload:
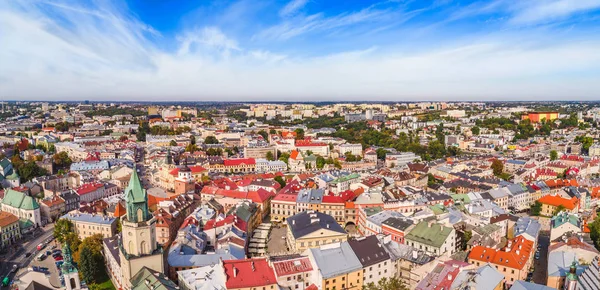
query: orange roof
290 150 300 160
469 236 533 270
114 202 126 217
0 211 19 227
538 194 578 210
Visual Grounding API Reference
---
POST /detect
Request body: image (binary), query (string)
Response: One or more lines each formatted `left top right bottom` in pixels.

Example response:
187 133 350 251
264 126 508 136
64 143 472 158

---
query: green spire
61 241 77 274
125 169 150 222
566 260 579 282
166 148 172 165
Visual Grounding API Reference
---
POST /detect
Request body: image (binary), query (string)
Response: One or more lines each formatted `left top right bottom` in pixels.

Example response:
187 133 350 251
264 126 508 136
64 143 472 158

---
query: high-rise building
119 170 164 289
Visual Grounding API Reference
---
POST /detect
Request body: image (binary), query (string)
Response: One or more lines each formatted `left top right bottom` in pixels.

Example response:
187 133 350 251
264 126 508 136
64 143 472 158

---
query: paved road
533 231 549 285
0 224 55 283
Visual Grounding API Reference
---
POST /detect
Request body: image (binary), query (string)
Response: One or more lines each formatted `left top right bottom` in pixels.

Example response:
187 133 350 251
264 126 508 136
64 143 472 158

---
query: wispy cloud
509 0 600 25
279 0 309 17
1 0 600 101
255 4 397 41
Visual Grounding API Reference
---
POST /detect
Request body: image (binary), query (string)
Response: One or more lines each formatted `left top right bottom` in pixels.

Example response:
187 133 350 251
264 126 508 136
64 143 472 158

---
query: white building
255 159 287 173
337 143 363 157
0 189 42 228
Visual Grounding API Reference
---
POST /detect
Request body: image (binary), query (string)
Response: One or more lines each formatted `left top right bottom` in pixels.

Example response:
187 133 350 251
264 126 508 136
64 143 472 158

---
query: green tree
79 246 101 284
206 148 223 156
185 144 198 153
53 151 72 168
169 140 177 146
54 219 74 243
204 136 219 144
490 159 504 176
471 126 480 135
550 150 558 161
376 148 387 160
362 277 408 290
190 135 196 145
269 129 277 134
18 161 48 182
265 151 275 161
278 152 290 164
274 176 286 188
257 130 268 140
316 156 326 169
588 216 600 250
462 230 472 251
530 201 542 216
294 128 305 140
553 205 567 216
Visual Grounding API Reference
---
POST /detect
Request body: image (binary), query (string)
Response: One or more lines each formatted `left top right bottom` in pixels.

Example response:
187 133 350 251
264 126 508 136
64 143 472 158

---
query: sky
1 0 600 102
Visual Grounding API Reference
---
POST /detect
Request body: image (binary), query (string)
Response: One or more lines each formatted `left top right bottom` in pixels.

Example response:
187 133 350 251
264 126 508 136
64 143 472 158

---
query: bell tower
119 170 164 289
61 242 80 290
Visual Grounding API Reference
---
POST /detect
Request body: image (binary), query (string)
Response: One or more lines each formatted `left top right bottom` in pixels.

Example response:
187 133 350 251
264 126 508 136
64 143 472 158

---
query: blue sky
1 0 600 101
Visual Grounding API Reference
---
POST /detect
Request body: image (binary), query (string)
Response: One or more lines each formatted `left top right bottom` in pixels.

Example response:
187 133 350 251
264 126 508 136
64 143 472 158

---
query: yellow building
0 211 21 249
306 242 364 290
61 212 118 240
286 211 347 252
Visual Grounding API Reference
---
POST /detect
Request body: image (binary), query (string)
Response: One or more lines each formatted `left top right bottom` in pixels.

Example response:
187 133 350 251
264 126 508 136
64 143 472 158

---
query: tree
204 136 219 144
530 201 542 216
362 277 408 290
462 230 473 251
54 219 74 243
79 246 102 284
376 148 387 160
53 151 72 168
471 126 480 135
265 151 275 161
190 135 196 145
550 150 558 161
553 205 566 216
589 215 600 250
274 176 286 188
185 144 198 153
115 218 122 233
490 159 504 176
169 140 177 147
257 130 268 140
17 161 48 182
206 148 223 156
294 128 305 140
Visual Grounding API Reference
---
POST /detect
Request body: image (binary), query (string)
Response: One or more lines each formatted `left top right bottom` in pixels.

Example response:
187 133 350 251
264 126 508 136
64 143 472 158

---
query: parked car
36 244 44 251
53 255 63 261
24 252 32 258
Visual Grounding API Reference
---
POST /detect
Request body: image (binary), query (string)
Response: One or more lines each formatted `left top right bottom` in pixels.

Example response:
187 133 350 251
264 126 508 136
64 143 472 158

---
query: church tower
564 260 579 290
119 170 164 289
174 160 195 195
61 242 80 290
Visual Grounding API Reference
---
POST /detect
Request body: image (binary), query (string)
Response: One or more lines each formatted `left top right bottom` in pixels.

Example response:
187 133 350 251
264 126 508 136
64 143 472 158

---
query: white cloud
509 0 600 25
279 0 309 18
1 0 599 101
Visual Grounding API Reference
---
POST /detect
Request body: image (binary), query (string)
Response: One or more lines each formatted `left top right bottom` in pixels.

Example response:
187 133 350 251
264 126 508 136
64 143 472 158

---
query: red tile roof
75 183 105 196
272 257 313 277
0 211 19 227
169 165 207 176
200 186 275 204
223 158 256 166
224 258 277 289
295 140 327 147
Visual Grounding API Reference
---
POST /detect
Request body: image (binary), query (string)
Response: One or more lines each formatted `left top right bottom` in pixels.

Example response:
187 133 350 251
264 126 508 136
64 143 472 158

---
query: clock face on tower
128 232 132 236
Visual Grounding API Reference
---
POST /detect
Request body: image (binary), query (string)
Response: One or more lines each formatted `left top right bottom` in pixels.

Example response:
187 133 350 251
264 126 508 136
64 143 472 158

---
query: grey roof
377 235 434 264
103 234 121 264
366 210 404 227
381 217 413 232
131 267 179 290
510 281 557 290
347 236 390 267
488 187 510 199
451 264 504 290
286 211 346 239
309 242 363 279
61 212 116 225
579 256 599 290
547 251 587 277
513 217 541 241
296 189 325 204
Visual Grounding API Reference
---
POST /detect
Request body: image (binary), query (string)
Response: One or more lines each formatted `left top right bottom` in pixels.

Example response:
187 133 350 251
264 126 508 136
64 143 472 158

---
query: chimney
251 261 255 272
447 274 452 281
233 267 237 277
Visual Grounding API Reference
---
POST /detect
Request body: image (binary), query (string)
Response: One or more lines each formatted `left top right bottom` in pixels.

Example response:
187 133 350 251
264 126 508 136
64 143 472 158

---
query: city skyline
2 0 600 101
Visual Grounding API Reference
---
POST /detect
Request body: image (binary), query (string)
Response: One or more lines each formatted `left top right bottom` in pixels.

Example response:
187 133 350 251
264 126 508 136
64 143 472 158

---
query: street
0 223 55 284
532 231 549 285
